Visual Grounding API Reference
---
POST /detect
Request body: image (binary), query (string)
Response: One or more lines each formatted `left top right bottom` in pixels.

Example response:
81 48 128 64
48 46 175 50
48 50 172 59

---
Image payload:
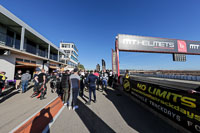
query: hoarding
118 34 200 55
112 49 117 74
123 78 200 133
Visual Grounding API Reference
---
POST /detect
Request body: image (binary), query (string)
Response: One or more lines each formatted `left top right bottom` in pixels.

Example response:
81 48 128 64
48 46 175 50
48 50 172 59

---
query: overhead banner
123 78 200 133
112 49 117 74
118 34 200 55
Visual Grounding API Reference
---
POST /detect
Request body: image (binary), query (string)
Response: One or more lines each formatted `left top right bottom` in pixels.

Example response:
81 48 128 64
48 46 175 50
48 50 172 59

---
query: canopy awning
49 66 58 69
16 61 40 67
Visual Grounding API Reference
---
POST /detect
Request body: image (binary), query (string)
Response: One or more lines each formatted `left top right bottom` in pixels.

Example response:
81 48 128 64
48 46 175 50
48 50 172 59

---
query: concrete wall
0 54 15 80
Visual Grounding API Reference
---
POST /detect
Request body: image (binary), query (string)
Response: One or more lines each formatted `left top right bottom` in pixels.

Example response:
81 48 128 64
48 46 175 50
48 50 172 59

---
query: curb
10 96 63 133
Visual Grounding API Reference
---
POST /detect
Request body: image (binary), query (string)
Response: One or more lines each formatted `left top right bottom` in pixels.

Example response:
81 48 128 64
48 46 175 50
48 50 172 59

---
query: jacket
61 73 70 88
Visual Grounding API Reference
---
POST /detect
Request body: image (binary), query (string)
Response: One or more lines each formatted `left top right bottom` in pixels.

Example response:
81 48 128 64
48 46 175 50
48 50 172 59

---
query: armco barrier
123 78 200 133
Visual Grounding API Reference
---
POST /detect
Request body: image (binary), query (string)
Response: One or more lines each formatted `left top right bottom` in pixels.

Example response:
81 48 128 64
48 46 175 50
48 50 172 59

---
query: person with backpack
61 70 70 106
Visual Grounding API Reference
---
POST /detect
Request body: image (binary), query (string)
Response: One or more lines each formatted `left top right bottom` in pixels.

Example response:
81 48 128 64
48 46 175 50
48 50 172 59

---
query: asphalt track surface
130 75 200 90
50 87 180 133
0 81 184 133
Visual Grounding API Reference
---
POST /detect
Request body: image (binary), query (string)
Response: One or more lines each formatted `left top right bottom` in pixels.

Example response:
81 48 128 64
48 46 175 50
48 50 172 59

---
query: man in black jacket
61 70 70 106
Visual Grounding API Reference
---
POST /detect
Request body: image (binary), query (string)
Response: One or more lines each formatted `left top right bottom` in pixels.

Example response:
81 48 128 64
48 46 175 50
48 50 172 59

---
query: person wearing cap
21 70 31 93
86 70 98 105
68 67 80 110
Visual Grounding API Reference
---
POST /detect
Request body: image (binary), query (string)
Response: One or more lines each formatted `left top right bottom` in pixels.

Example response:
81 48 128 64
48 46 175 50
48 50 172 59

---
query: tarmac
50 87 180 133
0 82 181 133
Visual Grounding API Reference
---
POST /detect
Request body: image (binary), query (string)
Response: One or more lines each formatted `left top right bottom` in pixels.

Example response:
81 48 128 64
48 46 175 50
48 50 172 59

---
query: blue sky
1 0 200 70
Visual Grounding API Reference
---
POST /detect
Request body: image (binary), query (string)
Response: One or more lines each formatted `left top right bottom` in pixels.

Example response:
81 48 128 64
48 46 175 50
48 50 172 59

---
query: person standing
15 70 22 90
31 70 39 98
21 70 31 93
94 70 100 90
79 70 85 97
101 70 108 92
68 68 80 110
86 70 98 105
0 71 6 96
61 70 70 106
37 69 47 100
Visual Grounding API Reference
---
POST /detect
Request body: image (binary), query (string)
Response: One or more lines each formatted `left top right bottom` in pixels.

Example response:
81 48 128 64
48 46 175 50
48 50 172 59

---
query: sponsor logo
123 79 131 92
177 40 187 53
190 44 200 49
122 38 175 49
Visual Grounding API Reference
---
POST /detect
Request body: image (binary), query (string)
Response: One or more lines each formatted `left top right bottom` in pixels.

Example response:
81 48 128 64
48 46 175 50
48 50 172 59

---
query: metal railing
0 32 20 49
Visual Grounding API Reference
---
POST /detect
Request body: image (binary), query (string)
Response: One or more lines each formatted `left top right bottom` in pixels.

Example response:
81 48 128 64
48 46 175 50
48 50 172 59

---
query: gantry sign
113 34 200 76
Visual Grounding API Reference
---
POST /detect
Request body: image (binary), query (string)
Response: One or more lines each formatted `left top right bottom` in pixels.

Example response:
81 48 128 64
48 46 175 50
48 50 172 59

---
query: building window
24 59 30 63
31 61 36 64
16 58 23 61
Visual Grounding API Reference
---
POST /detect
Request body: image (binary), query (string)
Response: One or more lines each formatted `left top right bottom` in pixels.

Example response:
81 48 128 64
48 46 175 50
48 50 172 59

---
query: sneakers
94 100 97 103
73 105 79 110
64 103 67 106
68 106 72 110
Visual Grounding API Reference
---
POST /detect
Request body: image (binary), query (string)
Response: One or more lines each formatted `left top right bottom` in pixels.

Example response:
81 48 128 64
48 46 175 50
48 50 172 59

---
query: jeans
102 80 107 89
22 80 28 93
63 88 69 103
69 88 79 107
89 86 96 102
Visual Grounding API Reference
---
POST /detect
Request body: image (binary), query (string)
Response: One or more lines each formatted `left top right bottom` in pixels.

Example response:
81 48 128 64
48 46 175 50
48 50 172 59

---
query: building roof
0 5 65 54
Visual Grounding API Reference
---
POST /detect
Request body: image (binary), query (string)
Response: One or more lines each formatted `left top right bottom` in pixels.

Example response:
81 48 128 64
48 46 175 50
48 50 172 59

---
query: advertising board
123 78 200 132
118 34 200 55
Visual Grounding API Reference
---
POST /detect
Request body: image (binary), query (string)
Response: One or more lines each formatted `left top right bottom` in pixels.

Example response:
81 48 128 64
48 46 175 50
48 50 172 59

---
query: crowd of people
0 67 117 111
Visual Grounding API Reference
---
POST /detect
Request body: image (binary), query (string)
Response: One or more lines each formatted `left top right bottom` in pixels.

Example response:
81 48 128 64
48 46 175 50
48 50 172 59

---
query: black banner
123 78 200 132
118 34 200 55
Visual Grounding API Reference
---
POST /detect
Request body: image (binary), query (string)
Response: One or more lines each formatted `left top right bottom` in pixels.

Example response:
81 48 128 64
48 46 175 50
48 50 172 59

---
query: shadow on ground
102 87 180 133
75 99 115 133
30 107 52 133
0 88 19 103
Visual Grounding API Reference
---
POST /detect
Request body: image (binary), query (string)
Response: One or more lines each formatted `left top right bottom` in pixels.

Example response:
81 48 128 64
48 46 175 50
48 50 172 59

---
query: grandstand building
0 5 67 80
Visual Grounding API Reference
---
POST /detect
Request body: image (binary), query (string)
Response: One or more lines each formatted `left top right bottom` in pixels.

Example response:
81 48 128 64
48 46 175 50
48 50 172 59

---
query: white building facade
60 42 78 71
0 5 67 80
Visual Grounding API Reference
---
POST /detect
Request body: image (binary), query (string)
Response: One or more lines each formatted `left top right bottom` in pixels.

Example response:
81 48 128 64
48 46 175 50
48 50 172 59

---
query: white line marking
42 106 65 133
9 96 58 133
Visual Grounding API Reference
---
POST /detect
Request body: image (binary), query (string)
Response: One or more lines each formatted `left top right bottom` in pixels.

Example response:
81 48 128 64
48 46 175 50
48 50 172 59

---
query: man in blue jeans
101 70 108 92
86 70 98 105
21 70 31 93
